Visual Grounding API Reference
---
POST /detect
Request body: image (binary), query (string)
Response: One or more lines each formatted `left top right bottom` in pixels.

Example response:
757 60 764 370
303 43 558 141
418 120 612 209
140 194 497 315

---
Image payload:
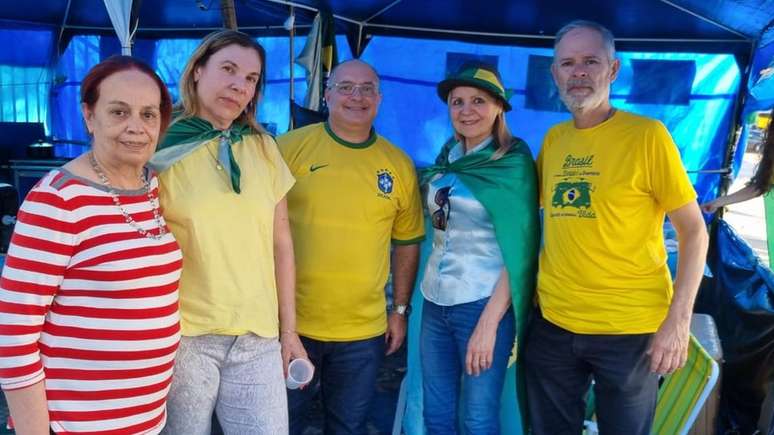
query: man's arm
648 201 708 374
385 243 420 355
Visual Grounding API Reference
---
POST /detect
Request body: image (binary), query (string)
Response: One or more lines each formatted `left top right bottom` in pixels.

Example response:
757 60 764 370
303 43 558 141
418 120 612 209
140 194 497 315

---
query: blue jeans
420 297 515 435
524 312 658 435
287 334 384 435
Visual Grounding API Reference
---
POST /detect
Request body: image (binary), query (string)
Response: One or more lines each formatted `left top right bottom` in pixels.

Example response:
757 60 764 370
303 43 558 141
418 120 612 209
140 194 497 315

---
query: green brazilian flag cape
421 137 539 431
150 116 252 193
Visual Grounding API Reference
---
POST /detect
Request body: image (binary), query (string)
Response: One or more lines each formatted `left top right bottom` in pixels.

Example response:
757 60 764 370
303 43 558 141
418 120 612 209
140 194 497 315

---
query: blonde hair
177 30 266 133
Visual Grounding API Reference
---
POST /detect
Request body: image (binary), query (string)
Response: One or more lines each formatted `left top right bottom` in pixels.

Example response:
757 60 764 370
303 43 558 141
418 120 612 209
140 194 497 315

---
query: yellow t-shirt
277 122 424 341
158 134 295 337
537 111 697 334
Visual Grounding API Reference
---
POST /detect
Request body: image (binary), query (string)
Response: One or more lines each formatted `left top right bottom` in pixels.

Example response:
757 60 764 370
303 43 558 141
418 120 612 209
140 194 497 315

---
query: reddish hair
80 55 173 137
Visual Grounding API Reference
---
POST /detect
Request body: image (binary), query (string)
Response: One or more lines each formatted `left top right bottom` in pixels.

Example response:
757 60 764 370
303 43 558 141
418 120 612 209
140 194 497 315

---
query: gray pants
162 334 288 435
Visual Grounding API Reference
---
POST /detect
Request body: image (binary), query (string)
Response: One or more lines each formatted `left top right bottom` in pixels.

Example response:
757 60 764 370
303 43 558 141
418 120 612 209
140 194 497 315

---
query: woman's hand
466 268 512 377
700 199 722 213
465 317 498 376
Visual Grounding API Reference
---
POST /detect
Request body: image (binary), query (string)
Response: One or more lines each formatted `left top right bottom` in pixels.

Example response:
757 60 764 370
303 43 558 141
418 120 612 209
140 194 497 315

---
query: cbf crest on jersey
377 169 394 198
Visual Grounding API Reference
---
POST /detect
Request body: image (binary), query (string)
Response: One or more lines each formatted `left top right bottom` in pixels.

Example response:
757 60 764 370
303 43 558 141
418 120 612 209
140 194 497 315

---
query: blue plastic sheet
695 220 774 433
0 27 53 67
361 36 740 203
0 29 743 203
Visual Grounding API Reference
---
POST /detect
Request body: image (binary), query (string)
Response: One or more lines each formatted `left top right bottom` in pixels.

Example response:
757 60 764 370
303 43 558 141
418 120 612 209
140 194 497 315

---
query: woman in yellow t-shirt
702 114 773 212
152 30 307 434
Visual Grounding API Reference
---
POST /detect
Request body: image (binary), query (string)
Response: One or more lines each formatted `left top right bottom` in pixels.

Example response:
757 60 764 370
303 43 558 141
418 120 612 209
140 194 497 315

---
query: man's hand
280 332 308 379
647 314 690 375
385 312 407 355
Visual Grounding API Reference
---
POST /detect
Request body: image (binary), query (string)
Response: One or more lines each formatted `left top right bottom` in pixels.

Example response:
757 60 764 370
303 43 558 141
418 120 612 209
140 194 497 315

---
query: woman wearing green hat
418 63 539 434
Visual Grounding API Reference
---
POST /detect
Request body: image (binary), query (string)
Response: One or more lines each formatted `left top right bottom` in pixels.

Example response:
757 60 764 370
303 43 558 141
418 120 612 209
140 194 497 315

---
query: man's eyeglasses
431 186 451 231
328 82 378 97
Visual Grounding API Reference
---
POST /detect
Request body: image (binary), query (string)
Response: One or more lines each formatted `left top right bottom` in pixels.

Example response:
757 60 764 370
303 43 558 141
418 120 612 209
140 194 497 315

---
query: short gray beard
559 89 606 114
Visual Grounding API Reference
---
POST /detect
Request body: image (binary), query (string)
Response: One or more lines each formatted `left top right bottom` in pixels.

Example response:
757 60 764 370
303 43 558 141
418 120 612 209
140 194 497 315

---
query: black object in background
695 220 774 434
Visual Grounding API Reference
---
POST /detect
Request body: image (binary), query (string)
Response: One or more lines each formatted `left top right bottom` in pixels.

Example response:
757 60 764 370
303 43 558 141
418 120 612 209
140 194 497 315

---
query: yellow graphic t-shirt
537 111 696 334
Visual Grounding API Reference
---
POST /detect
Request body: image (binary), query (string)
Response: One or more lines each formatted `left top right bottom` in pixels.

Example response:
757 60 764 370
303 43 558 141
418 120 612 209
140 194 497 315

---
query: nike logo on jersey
310 164 329 172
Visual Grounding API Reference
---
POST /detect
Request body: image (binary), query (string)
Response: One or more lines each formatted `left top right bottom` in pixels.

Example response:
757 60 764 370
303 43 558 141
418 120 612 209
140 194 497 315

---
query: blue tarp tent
1 0 773 200
1 1 773 433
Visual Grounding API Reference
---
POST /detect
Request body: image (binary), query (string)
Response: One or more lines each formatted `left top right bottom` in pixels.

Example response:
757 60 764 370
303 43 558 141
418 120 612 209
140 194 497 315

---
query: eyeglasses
431 186 451 231
328 82 378 97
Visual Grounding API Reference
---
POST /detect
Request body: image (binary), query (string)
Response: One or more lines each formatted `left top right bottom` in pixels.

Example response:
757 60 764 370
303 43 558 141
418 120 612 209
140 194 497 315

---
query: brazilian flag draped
295 11 338 112
403 138 539 434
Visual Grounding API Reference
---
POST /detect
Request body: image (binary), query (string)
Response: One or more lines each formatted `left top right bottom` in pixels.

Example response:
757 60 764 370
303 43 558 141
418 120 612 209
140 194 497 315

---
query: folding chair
651 334 720 435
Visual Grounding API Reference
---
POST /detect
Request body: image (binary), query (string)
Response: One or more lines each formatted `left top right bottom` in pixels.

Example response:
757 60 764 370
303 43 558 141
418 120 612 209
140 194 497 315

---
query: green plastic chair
584 334 719 435
651 334 720 435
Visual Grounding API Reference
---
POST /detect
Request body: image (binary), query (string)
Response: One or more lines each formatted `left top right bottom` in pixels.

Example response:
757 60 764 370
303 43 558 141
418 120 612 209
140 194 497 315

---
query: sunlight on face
448 86 501 147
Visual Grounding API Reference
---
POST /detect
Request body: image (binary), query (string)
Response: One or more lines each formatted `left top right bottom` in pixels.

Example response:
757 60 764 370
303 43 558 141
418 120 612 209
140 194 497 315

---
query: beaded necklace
89 152 167 240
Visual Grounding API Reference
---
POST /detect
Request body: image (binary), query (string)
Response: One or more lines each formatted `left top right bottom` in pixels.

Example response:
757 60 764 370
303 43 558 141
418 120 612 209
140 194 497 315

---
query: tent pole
356 23 363 57
221 0 238 29
363 0 402 23
288 5 295 129
363 23 747 44
717 40 758 217
56 0 73 53
259 0 361 26
62 24 309 32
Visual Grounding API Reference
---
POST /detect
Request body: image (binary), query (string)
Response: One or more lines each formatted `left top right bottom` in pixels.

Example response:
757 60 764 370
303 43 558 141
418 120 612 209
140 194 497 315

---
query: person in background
417 62 539 434
152 30 305 435
0 55 180 434
526 20 709 435
277 59 424 435
702 114 773 212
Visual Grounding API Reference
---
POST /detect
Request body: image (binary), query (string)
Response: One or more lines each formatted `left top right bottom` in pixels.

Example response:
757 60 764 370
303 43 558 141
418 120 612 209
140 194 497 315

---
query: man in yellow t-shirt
525 21 709 435
277 59 424 435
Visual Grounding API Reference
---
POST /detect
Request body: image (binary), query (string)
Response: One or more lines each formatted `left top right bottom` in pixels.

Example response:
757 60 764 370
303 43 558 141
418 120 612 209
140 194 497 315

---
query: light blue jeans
162 334 287 435
420 297 515 435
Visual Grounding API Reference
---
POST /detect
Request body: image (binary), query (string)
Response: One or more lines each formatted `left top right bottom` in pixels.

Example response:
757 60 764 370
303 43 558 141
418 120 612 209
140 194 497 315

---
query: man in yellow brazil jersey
277 59 424 435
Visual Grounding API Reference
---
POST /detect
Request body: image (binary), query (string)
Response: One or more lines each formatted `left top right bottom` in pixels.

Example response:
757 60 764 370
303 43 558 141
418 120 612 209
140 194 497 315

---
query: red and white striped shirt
0 169 182 434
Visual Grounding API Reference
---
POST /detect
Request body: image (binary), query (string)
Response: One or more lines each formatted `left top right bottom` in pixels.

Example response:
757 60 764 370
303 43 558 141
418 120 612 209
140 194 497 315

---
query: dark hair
178 30 267 132
748 114 774 194
80 55 173 137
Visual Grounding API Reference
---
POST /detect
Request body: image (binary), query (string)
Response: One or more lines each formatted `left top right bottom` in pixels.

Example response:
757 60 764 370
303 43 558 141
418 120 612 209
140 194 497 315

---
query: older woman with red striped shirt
0 56 180 434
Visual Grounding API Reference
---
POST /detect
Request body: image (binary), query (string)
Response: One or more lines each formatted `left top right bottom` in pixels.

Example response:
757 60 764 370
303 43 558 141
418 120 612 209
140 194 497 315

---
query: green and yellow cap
437 63 513 111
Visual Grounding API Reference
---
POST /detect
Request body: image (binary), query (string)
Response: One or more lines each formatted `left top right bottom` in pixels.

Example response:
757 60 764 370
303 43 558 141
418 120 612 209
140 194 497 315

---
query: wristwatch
392 304 412 316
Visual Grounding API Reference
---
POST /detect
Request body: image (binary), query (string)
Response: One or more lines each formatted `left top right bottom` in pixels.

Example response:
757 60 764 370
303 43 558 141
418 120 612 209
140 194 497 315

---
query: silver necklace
89 152 167 240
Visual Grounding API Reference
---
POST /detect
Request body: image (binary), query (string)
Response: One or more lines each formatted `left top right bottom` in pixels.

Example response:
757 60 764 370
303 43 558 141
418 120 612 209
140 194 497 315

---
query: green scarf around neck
421 137 539 430
152 116 252 193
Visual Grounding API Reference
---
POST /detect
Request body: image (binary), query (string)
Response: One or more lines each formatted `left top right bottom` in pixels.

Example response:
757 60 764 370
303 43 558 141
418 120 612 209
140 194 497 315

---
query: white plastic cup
286 358 315 389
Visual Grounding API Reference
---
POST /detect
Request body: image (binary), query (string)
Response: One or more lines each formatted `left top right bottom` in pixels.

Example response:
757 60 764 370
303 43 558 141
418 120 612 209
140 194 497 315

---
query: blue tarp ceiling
1 0 773 205
1 0 771 58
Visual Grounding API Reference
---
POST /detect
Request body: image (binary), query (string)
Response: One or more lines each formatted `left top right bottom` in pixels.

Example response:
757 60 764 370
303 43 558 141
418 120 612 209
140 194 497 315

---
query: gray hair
554 20 616 61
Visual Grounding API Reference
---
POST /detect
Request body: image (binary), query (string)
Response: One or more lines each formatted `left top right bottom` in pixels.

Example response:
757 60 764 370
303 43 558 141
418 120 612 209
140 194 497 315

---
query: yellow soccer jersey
277 122 424 341
537 111 697 334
